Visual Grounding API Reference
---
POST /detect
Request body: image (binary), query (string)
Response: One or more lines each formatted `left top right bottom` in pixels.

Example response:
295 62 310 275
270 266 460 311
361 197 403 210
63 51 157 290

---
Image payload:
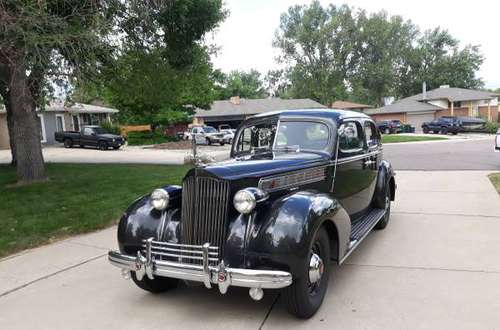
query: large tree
214 69 268 100
273 1 484 106
0 0 226 184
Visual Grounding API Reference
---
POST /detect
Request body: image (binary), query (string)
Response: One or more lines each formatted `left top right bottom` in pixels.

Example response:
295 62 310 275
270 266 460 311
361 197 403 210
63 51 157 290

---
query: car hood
197 152 330 180
98 133 122 139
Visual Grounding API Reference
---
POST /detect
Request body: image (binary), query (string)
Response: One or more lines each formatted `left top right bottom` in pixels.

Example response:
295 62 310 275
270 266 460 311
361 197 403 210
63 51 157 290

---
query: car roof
251 108 370 123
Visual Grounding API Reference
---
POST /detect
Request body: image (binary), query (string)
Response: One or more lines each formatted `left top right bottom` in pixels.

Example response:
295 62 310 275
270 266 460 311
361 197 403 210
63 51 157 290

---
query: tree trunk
4 98 17 166
9 64 46 184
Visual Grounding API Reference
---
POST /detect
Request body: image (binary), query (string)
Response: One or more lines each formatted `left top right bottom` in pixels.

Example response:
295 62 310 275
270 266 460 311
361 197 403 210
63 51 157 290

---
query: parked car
183 126 226 145
495 128 500 152
219 127 235 144
108 109 396 318
54 125 125 150
421 117 461 135
376 120 402 134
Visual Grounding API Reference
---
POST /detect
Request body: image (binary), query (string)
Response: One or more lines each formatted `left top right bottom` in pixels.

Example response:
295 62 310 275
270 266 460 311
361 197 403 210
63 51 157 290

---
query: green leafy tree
215 69 268 99
0 0 226 184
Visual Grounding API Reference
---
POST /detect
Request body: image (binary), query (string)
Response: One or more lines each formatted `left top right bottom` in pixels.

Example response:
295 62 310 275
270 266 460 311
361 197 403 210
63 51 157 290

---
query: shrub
100 121 121 135
485 121 500 134
127 130 178 146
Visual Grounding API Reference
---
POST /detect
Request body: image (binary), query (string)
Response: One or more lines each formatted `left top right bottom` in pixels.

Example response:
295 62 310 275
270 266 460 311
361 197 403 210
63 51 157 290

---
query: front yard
489 173 500 195
0 164 189 258
382 135 448 143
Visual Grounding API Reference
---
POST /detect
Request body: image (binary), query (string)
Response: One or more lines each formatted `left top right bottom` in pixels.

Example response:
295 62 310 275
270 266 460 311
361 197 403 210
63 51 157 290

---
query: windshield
204 126 217 133
234 120 331 155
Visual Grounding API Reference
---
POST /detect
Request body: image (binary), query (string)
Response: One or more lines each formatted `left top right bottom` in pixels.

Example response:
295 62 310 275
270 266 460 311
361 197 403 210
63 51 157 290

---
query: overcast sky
210 0 499 89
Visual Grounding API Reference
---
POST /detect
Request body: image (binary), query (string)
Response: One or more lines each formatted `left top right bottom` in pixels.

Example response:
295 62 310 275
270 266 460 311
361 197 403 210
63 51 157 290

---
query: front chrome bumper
108 239 292 294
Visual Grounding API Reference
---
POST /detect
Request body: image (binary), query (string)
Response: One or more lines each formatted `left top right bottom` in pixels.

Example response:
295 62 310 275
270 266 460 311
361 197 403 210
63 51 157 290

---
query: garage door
407 112 435 132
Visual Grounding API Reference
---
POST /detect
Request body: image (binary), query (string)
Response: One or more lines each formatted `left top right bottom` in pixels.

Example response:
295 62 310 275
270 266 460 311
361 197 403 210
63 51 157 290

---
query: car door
82 127 97 146
362 120 381 203
332 120 374 219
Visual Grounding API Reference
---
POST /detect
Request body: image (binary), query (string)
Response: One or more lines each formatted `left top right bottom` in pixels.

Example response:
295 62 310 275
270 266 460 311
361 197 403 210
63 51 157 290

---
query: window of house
339 121 363 153
452 101 461 108
55 114 65 132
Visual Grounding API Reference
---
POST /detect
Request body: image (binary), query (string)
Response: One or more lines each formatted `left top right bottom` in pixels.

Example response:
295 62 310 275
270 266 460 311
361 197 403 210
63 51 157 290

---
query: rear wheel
440 127 448 135
131 272 179 293
63 139 73 148
375 188 391 230
422 127 429 134
283 226 330 319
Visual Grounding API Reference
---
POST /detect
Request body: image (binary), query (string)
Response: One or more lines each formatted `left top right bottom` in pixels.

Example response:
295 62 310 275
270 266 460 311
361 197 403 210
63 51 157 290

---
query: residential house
193 96 326 128
365 86 499 131
329 100 373 112
0 102 118 149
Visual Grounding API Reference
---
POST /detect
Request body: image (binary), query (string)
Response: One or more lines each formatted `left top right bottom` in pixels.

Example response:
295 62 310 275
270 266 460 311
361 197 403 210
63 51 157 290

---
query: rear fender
374 160 396 205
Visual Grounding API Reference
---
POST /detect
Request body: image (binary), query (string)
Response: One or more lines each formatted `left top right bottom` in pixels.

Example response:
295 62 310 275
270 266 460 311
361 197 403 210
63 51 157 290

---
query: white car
220 128 235 144
183 126 226 145
495 128 500 152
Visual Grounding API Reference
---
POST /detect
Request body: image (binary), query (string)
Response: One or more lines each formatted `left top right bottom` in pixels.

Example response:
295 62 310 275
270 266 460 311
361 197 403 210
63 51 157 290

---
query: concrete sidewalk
0 171 499 329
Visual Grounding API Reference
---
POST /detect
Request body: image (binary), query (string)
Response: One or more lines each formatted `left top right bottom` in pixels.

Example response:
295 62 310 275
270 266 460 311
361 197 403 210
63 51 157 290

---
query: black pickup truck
55 125 125 150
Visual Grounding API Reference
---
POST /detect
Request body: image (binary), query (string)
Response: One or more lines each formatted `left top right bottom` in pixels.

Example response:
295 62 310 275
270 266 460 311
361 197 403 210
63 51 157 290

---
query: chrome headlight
151 189 169 210
233 188 268 214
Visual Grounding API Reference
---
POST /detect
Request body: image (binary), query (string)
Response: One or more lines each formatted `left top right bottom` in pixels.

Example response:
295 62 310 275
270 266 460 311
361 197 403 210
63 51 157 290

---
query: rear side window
339 122 363 152
364 122 380 148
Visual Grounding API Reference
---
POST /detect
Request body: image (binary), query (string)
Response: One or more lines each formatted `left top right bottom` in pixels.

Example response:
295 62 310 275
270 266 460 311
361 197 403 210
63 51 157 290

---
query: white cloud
211 0 500 88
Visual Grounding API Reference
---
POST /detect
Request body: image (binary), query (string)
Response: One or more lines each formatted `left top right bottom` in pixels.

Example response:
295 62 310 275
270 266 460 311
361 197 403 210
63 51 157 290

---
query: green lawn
489 173 500 195
0 164 189 257
382 135 448 144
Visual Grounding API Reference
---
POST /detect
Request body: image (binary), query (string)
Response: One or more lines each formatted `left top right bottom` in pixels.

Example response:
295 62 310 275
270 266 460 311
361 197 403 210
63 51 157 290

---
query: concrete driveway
1 170 499 329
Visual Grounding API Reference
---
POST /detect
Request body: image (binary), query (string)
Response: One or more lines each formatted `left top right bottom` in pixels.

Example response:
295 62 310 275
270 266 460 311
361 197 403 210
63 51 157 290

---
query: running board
339 208 386 264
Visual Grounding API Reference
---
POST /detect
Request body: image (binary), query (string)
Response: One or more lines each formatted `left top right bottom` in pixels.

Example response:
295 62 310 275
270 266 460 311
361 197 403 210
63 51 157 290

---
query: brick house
365 86 499 131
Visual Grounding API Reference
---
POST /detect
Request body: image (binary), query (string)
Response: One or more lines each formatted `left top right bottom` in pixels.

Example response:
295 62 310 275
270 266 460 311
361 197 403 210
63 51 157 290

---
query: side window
192 128 198 134
339 122 363 153
364 122 380 148
83 127 93 135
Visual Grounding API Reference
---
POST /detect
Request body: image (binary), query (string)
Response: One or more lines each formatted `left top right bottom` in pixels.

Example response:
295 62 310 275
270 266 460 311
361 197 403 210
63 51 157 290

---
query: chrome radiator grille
143 239 219 267
181 176 230 250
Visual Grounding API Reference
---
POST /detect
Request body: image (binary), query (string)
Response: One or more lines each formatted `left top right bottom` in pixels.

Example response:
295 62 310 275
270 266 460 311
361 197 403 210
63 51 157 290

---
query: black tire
63 139 73 148
440 127 448 135
98 141 108 150
113 146 121 150
375 188 391 230
131 272 179 293
384 128 390 134
79 144 85 148
452 131 458 135
220 141 225 146
206 138 212 145
422 127 429 134
283 226 331 319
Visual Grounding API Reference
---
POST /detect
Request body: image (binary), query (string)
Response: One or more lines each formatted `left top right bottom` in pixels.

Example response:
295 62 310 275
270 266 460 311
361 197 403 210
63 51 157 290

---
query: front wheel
422 127 429 134
440 127 448 135
98 141 109 150
220 141 225 146
131 272 179 293
283 226 331 319
113 146 121 150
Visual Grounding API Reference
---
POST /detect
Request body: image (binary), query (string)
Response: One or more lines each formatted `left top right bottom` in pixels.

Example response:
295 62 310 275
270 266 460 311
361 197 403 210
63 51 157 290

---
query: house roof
364 99 442 115
366 87 499 115
330 100 372 109
0 101 118 114
194 98 326 118
408 87 498 102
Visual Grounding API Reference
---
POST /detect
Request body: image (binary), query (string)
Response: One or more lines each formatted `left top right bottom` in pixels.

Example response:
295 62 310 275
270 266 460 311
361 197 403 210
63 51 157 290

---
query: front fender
117 185 182 254
244 191 351 277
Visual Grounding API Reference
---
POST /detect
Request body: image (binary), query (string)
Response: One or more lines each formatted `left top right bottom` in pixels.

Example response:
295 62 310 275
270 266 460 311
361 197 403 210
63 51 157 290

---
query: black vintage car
108 109 396 318
54 125 125 150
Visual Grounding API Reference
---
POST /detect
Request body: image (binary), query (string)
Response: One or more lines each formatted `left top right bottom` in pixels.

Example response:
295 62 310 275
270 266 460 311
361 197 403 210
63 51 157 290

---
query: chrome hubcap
308 253 324 284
